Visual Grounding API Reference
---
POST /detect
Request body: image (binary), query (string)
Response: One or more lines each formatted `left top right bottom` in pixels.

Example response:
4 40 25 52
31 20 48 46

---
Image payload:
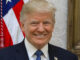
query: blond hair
20 0 56 23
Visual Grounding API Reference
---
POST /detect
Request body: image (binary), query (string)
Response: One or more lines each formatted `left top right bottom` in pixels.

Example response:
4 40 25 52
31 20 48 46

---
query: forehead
26 12 53 20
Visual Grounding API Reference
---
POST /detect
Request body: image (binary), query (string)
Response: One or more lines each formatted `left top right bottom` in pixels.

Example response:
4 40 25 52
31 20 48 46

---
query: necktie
35 50 43 60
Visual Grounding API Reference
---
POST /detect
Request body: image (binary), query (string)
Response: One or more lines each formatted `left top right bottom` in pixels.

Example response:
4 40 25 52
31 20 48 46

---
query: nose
37 23 45 33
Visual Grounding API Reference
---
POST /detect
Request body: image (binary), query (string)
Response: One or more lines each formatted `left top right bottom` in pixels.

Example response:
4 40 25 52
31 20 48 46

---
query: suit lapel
15 41 29 60
48 43 58 60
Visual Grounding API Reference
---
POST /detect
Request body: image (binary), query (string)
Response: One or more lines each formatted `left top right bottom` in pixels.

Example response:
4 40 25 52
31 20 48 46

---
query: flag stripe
12 0 24 43
0 19 13 47
12 0 24 23
3 19 13 47
3 9 24 44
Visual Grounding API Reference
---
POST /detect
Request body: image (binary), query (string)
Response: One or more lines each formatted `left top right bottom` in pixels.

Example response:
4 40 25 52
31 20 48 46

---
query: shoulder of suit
0 41 23 55
48 43 78 59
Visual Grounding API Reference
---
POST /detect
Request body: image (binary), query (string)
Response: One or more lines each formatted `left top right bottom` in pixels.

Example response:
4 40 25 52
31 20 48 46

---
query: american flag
0 0 28 48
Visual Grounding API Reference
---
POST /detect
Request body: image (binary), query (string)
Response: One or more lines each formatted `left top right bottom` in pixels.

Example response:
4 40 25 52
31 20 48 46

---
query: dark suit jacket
0 41 78 60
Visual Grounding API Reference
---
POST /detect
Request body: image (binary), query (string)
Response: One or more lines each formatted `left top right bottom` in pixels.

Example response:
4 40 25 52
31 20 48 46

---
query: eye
43 21 51 25
30 21 39 26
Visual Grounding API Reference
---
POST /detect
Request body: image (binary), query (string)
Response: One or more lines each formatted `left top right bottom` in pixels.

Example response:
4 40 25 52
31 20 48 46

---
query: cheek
29 26 38 31
45 26 53 32
25 26 37 34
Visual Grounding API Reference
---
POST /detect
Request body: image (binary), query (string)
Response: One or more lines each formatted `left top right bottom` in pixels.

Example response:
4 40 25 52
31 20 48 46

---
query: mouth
33 34 48 38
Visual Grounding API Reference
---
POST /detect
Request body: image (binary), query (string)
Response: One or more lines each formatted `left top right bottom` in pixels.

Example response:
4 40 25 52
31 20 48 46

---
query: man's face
21 12 54 49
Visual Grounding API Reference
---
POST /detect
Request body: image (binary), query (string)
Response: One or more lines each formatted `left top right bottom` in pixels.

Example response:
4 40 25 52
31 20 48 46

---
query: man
0 0 78 60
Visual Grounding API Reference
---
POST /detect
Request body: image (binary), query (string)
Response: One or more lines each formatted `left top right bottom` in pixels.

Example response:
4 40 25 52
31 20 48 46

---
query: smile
33 34 48 38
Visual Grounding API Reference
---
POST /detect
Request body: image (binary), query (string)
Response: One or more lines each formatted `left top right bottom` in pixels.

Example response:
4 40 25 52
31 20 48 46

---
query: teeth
37 34 44 36
34 34 46 38
37 35 44 38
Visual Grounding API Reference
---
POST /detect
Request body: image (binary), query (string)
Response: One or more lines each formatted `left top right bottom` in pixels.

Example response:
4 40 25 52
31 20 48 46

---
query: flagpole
0 0 4 48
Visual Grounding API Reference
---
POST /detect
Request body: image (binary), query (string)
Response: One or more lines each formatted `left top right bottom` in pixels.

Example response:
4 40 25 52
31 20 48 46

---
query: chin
36 41 47 46
35 43 45 49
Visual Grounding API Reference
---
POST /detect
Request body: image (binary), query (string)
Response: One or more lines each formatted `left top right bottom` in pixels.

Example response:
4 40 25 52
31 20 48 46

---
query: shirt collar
24 38 37 58
24 38 48 58
41 44 48 58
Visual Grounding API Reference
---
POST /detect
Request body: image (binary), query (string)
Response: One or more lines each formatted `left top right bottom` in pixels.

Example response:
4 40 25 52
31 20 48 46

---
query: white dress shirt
24 38 49 60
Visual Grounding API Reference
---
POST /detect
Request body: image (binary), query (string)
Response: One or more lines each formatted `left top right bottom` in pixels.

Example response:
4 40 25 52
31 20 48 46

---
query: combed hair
20 0 56 23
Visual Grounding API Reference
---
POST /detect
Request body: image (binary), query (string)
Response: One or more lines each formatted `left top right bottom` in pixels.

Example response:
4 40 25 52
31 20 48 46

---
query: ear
20 22 25 32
